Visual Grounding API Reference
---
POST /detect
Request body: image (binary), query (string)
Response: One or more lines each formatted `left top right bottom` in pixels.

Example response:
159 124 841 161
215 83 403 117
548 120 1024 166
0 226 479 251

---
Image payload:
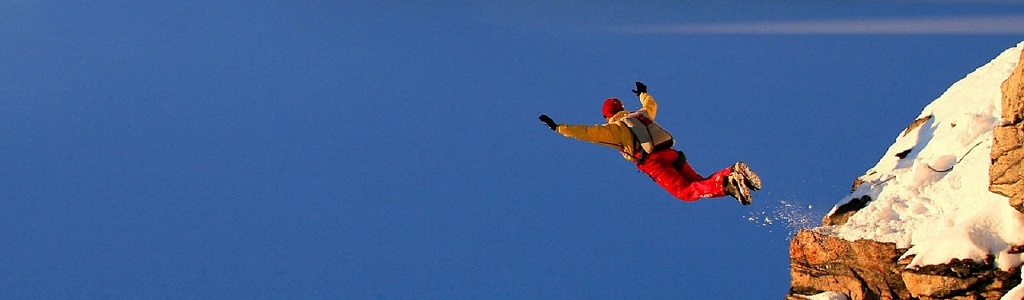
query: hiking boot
724 172 752 205
732 162 762 191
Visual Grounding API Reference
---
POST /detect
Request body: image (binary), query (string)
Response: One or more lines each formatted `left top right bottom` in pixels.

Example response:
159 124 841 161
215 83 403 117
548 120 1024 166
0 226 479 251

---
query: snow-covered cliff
788 42 1024 300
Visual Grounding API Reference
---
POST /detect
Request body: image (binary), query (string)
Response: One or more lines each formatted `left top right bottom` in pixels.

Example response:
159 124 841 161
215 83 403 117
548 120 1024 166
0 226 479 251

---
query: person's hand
538 114 557 131
632 81 647 97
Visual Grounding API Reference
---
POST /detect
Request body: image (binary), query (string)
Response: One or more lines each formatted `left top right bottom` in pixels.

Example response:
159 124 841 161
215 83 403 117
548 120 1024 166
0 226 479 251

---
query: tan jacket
556 92 672 162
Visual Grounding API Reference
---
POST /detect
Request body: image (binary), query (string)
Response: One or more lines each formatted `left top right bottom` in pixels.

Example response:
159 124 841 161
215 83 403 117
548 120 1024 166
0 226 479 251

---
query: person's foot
733 162 762 191
725 172 752 205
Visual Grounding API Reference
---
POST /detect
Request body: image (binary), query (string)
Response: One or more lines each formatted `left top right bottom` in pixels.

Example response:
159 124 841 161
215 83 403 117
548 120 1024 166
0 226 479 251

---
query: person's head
602 98 624 119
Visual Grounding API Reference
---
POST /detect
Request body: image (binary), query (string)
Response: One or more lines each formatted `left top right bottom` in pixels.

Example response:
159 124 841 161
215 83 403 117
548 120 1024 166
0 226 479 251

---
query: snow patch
793 291 849 300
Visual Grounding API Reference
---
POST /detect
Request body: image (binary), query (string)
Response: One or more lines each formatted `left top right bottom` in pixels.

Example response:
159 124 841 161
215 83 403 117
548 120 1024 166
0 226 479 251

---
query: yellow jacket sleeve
636 92 658 120
555 122 638 162
556 123 631 148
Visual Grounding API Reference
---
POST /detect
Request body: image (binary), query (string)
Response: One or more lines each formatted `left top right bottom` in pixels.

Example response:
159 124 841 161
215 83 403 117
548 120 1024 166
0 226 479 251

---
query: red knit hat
602 98 624 119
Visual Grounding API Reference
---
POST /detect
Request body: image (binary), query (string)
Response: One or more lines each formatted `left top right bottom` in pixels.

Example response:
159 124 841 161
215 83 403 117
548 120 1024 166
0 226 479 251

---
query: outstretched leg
638 150 731 201
677 161 706 183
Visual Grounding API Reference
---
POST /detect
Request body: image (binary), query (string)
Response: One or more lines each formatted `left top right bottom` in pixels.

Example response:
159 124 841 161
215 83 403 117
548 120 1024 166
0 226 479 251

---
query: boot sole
729 175 752 205
735 162 762 191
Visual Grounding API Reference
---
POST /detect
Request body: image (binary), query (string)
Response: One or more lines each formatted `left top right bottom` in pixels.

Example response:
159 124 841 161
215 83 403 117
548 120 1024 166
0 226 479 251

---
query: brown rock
992 47 1024 213
904 115 933 137
1002 48 1024 124
788 230 910 300
902 272 981 298
988 123 1023 202
1013 193 1024 213
787 230 1022 300
903 268 1021 300
822 195 872 227
902 257 1002 299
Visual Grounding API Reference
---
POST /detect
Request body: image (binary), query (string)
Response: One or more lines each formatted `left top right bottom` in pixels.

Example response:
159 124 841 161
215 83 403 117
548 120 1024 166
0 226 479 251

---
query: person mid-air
538 81 761 205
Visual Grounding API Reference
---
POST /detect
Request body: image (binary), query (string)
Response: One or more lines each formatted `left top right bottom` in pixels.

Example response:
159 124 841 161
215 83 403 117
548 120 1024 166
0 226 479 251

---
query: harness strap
621 113 674 165
632 142 674 165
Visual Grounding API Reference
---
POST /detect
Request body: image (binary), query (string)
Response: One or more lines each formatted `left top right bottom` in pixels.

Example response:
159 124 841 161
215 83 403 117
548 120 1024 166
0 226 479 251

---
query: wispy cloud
612 15 1024 35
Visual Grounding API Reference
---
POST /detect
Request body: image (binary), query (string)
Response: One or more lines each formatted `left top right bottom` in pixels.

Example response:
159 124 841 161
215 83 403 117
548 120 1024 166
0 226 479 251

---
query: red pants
636 149 732 201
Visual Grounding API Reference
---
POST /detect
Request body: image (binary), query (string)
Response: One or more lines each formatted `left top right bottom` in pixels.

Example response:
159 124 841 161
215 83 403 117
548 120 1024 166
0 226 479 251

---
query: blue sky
3 1 1024 299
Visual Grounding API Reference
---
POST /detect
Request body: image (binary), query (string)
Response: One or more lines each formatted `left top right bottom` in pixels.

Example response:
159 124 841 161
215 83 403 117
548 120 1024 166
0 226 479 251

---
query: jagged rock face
788 230 910 299
787 230 1022 300
991 48 1024 213
900 257 1021 300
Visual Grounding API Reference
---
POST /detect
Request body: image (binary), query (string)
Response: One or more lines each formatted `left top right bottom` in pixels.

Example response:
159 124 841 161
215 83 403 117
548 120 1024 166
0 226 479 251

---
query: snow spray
746 199 824 240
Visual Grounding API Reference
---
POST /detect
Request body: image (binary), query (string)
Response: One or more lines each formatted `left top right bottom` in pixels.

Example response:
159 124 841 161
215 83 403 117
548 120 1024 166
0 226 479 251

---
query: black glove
631 81 647 97
538 114 557 131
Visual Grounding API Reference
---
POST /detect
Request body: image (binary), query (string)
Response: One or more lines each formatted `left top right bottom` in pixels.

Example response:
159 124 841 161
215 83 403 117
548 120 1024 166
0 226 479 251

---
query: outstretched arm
632 81 658 119
538 114 628 149
557 123 627 148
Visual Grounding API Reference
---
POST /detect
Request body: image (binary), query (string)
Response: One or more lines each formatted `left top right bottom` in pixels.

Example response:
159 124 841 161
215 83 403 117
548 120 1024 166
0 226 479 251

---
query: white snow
826 41 1024 278
794 291 849 300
